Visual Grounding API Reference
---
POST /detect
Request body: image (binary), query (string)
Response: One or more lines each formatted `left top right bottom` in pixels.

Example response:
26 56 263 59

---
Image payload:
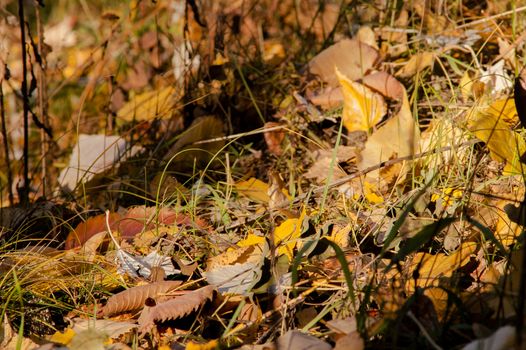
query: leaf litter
1 0 526 349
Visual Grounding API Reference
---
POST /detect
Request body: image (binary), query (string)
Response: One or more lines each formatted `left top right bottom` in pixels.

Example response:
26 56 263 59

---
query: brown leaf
66 212 121 250
264 122 285 156
333 331 364 350
162 116 225 172
362 72 405 100
308 39 378 87
138 285 216 331
102 281 183 317
396 52 435 78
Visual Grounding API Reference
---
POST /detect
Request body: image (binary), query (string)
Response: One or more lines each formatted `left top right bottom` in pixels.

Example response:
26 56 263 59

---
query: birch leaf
336 68 386 132
357 88 419 184
467 98 526 175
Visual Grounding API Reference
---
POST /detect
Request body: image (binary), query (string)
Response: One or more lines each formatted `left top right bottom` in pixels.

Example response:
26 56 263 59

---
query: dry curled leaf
102 281 183 317
138 285 216 331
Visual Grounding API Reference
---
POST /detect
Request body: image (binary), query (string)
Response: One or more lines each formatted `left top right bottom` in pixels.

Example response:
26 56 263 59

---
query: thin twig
0 82 13 206
17 0 30 205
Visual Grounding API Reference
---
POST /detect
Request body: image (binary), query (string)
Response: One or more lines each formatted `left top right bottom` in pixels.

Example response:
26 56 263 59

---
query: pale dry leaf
356 26 378 49
396 52 435 78
276 330 332 350
461 325 515 350
71 318 137 340
205 262 263 294
337 68 386 132
103 281 183 317
308 39 378 87
58 135 130 192
333 331 364 350
479 60 512 95
138 285 216 331
305 157 347 183
326 317 357 336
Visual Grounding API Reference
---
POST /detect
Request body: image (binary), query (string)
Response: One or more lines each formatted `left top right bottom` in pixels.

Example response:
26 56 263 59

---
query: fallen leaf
102 281 183 317
276 330 332 350
333 331 364 350
163 116 225 172
362 71 405 100
204 262 263 294
58 134 132 192
396 52 435 78
461 325 515 350
138 285 216 331
186 340 219 350
236 178 289 203
357 88 419 185
467 98 526 175
308 39 378 87
337 68 386 133
117 86 177 123
264 122 286 156
274 209 307 260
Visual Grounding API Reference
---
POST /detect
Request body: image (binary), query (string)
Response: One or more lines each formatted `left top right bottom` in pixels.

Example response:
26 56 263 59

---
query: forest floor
1 0 526 349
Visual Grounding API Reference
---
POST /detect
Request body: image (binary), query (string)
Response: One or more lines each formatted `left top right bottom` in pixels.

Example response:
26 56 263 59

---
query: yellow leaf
409 242 477 290
431 188 463 207
496 212 521 246
186 339 219 350
236 178 289 203
336 68 386 133
363 181 384 204
49 328 76 345
328 224 351 249
459 71 473 103
467 98 526 175
357 88 419 185
274 208 307 260
396 52 435 78
236 233 266 248
207 245 263 271
117 86 177 123
424 287 449 319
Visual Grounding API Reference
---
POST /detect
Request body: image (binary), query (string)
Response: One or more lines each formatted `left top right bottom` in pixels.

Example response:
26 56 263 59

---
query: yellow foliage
49 328 76 345
274 208 307 260
236 177 289 203
236 233 266 247
336 68 386 133
186 340 219 350
467 98 526 175
117 86 177 123
407 242 478 290
431 188 463 207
